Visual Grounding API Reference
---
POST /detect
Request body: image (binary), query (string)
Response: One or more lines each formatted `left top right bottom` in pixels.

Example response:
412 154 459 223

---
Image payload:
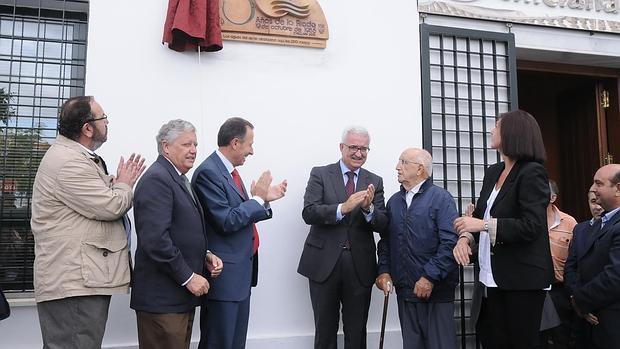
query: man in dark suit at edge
564 164 620 349
192 117 287 349
298 126 388 349
131 119 223 349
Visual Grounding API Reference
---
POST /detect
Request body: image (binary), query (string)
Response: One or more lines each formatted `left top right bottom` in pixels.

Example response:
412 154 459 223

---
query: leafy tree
0 88 15 125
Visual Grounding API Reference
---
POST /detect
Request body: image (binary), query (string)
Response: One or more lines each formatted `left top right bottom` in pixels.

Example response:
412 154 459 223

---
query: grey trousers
37 295 111 349
397 298 457 349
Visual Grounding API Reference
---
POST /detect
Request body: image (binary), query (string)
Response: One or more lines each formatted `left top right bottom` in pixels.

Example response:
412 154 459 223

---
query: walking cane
379 281 391 349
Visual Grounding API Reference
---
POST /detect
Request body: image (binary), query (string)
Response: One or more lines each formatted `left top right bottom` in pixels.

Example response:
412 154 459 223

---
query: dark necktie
345 171 356 197
181 174 196 203
231 169 260 254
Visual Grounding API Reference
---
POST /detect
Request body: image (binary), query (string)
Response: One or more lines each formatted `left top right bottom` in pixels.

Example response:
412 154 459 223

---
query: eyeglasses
342 144 370 154
85 114 108 122
398 159 422 167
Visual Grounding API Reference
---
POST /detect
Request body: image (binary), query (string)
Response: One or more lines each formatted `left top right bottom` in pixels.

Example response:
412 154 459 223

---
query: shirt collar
404 179 426 196
549 205 562 230
216 149 235 174
163 156 183 176
602 206 620 225
339 160 360 177
76 142 96 158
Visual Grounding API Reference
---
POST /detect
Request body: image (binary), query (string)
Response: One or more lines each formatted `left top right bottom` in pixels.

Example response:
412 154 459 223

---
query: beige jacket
31 135 133 302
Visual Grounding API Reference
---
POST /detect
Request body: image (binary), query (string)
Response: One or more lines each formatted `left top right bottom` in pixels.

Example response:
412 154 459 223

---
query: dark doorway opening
517 62 620 222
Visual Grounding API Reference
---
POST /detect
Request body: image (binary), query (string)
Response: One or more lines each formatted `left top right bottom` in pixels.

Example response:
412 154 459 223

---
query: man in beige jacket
31 96 145 349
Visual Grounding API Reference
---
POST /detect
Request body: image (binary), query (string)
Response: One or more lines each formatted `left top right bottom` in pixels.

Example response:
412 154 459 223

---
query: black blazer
472 160 553 290
130 155 208 313
297 162 388 287
565 213 620 348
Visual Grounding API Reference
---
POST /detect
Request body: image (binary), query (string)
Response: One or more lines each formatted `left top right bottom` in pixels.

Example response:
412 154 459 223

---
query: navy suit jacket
297 162 388 287
130 155 208 313
192 151 272 302
564 213 620 348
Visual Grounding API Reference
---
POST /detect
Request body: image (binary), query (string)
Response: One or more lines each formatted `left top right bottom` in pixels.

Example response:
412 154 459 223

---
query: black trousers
477 287 546 349
540 283 575 349
308 249 371 349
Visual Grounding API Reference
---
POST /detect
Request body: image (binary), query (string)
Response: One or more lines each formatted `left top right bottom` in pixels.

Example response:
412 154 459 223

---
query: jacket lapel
210 152 246 200
491 161 519 210
357 168 369 194
583 212 620 257
475 163 502 216
157 155 198 208
328 162 348 202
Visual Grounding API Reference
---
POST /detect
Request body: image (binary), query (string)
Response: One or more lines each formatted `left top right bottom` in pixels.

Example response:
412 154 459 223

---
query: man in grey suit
298 126 388 349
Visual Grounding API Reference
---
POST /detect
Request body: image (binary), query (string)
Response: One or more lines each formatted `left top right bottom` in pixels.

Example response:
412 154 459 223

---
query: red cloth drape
162 0 223 52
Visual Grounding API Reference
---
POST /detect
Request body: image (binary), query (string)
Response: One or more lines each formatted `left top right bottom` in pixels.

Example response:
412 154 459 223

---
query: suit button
103 251 108 257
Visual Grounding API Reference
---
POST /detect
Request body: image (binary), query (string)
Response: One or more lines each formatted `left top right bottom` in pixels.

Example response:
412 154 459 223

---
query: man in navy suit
131 119 223 349
193 117 287 349
564 164 620 349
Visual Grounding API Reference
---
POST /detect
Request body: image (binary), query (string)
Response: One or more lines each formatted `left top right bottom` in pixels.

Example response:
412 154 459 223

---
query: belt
339 240 351 250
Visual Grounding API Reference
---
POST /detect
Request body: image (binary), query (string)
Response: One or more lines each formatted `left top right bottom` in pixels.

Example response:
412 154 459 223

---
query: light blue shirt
601 206 620 228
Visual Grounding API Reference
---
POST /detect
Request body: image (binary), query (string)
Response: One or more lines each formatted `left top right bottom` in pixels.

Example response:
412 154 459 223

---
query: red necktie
231 169 260 254
345 171 355 197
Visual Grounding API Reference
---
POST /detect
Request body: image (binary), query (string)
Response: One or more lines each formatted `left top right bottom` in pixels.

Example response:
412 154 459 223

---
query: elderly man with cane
376 148 459 349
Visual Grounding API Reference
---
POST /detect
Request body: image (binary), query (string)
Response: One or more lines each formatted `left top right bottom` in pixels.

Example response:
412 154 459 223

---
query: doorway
517 62 620 221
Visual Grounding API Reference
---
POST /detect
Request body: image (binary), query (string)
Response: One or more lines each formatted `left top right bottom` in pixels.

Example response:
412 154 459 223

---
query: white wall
1 0 422 347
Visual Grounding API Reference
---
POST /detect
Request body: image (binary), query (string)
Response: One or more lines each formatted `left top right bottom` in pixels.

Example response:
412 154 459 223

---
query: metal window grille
420 24 518 348
0 0 88 293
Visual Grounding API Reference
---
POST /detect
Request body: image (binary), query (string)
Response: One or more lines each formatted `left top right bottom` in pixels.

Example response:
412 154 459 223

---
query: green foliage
0 89 50 193
0 88 15 125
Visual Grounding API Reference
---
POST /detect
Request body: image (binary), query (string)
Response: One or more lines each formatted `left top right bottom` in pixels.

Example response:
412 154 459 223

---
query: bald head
590 164 620 211
396 148 433 190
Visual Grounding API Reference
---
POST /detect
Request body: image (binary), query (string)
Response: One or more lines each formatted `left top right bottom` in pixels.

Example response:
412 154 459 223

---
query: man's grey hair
341 126 370 144
413 148 433 177
156 119 196 155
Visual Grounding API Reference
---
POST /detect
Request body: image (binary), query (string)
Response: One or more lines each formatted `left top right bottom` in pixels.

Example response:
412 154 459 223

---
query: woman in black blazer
453 110 554 349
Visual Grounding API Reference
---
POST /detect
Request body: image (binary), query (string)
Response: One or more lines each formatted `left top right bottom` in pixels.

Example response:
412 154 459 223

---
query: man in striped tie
192 117 287 349
297 126 388 349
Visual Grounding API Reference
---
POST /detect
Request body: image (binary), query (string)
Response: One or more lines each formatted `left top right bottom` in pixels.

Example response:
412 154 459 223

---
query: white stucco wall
1 0 422 347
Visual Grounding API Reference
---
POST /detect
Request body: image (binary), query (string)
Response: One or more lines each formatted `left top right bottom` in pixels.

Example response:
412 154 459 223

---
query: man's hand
361 184 375 211
413 276 434 299
453 216 485 235
375 273 393 296
265 179 287 203
114 153 146 187
185 273 210 297
250 170 273 201
571 296 599 325
453 237 472 266
341 191 368 215
205 252 223 278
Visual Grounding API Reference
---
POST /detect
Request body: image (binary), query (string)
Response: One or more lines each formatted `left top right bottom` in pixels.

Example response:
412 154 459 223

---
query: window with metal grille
420 24 518 349
0 0 88 294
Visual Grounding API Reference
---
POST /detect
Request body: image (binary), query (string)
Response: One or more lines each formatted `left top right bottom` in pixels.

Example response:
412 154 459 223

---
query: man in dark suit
298 126 388 349
193 117 287 349
131 119 223 349
564 164 620 349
